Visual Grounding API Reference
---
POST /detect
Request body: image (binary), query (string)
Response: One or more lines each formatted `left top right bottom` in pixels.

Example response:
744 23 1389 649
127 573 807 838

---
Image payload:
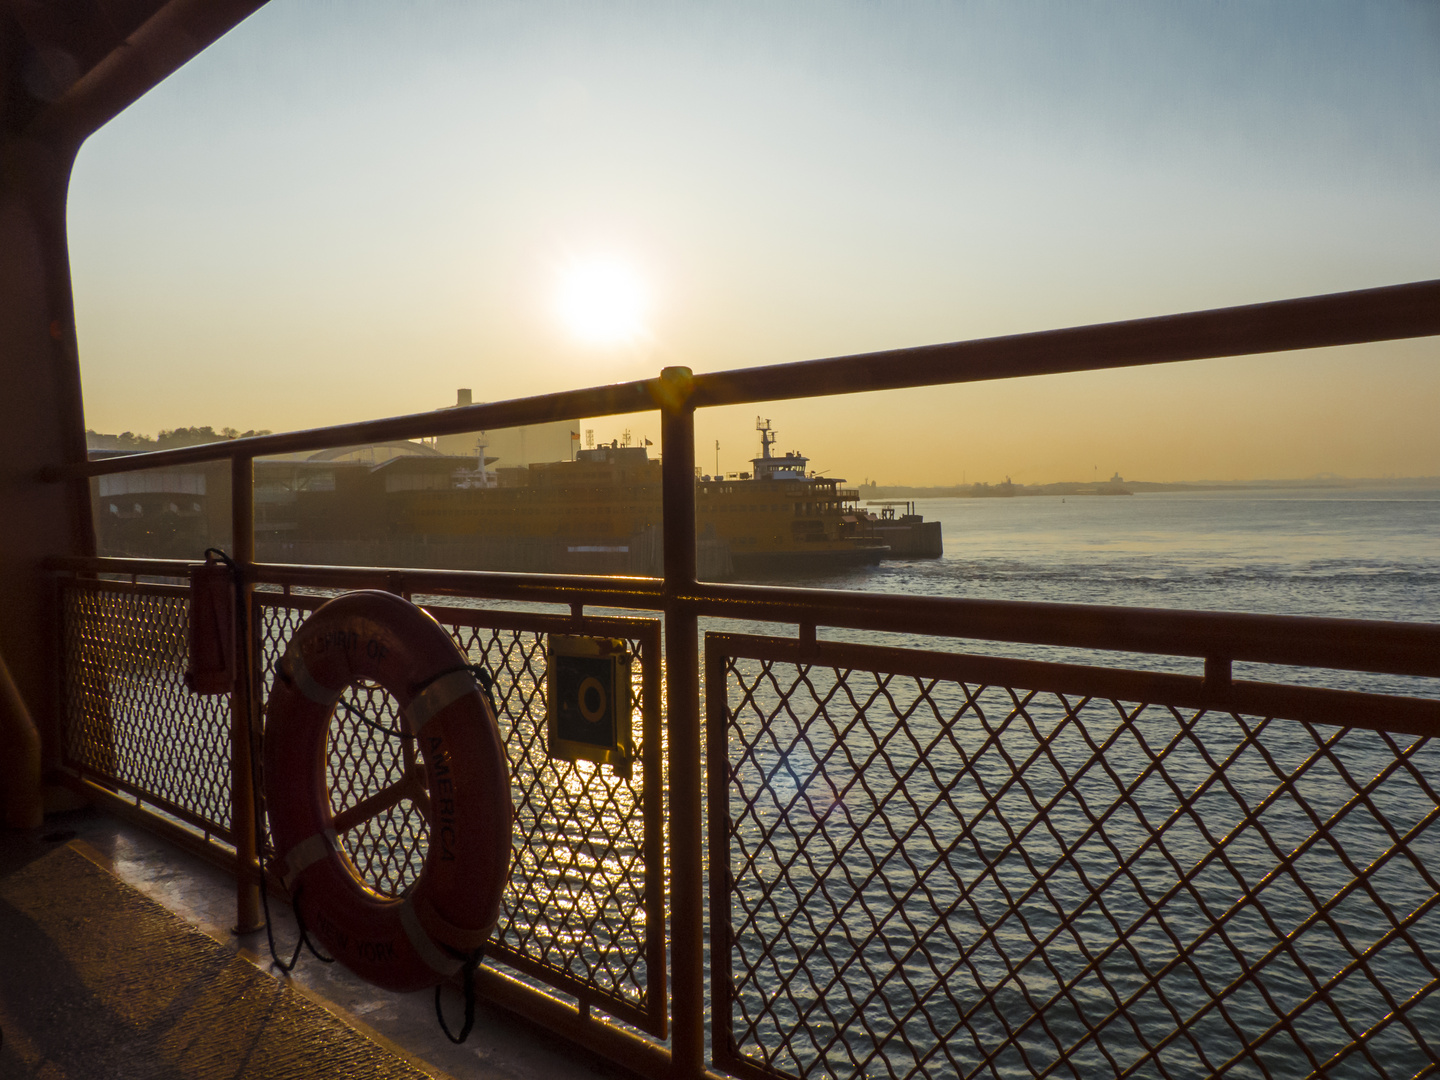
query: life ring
263 590 511 993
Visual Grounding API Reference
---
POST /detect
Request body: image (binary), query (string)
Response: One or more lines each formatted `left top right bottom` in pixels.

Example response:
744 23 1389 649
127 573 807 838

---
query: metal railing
254 592 667 1033
705 635 1440 1078
59 575 233 840
47 278 1440 1079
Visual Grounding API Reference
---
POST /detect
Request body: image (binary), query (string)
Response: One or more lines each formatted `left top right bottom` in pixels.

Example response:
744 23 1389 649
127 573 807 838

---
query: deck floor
0 809 641 1080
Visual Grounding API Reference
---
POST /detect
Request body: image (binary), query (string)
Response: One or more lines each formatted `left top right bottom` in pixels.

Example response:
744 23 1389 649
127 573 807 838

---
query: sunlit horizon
66 2 1440 486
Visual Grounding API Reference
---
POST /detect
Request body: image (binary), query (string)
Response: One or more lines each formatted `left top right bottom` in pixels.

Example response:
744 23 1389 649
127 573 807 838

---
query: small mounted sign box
547 635 633 777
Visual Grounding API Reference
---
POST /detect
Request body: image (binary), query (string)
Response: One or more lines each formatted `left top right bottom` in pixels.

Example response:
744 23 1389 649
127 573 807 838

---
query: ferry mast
756 417 776 462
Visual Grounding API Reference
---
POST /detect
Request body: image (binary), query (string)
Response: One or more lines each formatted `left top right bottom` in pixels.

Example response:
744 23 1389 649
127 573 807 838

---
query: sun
554 256 650 346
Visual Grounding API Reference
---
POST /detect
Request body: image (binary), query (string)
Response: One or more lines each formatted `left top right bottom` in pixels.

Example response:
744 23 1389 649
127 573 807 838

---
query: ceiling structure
3 0 268 148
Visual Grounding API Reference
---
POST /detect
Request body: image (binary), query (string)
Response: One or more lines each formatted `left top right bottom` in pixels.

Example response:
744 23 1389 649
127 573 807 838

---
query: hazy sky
68 1 1440 484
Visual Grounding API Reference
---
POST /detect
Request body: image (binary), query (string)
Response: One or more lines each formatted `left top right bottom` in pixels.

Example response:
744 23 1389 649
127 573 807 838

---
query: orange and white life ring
263 590 511 993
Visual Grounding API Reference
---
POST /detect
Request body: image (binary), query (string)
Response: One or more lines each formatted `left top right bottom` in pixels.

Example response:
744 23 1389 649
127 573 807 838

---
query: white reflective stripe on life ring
400 898 463 976
285 653 336 706
282 828 338 890
403 669 478 737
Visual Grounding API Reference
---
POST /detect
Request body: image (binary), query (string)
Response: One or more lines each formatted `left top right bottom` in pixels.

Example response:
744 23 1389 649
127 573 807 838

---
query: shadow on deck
0 809 642 1080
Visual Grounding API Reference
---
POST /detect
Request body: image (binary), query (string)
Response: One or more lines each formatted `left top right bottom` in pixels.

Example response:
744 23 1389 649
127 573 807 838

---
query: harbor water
846 487 1440 626
716 487 1440 1077
769 487 1440 697
88 487 1439 1076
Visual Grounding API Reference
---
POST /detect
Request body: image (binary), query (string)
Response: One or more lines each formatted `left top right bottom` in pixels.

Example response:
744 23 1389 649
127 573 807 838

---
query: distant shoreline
863 476 1440 500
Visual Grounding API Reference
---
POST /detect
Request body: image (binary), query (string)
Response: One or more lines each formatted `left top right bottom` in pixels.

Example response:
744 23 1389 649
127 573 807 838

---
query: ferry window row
700 505 788 514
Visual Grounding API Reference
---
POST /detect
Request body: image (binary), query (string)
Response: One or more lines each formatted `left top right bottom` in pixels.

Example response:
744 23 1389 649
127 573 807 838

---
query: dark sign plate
547 635 633 775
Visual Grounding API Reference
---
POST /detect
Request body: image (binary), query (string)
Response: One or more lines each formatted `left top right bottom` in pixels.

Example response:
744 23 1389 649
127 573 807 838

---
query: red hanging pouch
185 548 236 695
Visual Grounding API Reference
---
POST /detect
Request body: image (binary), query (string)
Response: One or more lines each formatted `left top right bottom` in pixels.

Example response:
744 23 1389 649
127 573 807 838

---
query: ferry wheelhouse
696 418 887 574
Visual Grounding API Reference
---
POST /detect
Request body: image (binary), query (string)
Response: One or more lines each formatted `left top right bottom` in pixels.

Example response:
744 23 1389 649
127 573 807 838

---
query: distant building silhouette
430 389 580 468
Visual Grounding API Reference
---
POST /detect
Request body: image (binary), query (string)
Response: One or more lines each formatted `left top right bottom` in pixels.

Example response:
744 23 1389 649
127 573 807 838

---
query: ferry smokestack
457 388 472 407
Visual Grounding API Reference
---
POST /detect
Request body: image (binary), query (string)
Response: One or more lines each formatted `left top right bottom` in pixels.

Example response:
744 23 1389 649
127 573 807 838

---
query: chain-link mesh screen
708 634 1440 1080
325 680 430 898
255 595 664 1033
246 596 432 899
442 615 660 1028
59 579 233 838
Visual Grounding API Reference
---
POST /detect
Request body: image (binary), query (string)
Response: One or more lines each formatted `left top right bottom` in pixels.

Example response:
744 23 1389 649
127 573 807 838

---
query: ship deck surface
0 809 639 1080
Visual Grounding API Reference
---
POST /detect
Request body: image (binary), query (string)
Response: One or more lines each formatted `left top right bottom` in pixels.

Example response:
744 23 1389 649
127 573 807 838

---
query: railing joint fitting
651 365 695 414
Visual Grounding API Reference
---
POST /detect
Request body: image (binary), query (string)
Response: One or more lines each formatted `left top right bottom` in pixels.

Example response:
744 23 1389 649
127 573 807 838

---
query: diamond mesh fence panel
252 598 431 899
328 679 429 898
707 634 1440 1080
59 579 233 838
255 595 664 1033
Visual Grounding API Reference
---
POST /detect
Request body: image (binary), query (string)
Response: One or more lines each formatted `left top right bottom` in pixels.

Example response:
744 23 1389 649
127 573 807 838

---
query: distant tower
474 434 492 486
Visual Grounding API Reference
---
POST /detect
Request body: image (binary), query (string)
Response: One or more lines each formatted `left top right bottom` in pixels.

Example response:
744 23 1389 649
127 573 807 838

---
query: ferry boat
389 418 890 577
861 500 944 558
90 420 939 574
696 418 889 575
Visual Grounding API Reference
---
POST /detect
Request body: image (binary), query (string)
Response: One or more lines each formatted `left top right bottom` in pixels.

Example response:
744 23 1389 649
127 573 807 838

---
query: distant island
861 474 1440 500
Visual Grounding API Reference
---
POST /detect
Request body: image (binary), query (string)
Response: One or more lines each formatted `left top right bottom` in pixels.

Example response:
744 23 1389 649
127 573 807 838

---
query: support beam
0 0 270 775
0 128 90 769
658 367 703 1079
14 0 272 151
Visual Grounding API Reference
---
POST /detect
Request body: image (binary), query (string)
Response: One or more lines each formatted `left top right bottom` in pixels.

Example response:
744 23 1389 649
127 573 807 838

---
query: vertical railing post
230 453 262 933
658 367 703 1079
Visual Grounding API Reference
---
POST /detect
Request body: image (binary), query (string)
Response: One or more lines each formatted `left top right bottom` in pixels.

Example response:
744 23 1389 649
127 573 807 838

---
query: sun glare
555 256 649 345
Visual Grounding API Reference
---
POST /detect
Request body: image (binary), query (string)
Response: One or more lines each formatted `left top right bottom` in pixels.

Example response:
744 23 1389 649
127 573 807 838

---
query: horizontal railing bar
481 943 656 1034
58 767 235 845
421 605 662 639
468 964 724 1080
258 591 662 634
57 773 242 879
686 277 1440 408
46 379 662 480
46 278 1440 481
49 556 668 607
251 562 668 607
711 633 1440 738
52 555 192 579
65 575 190 597
687 582 1440 679
52 555 1440 677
